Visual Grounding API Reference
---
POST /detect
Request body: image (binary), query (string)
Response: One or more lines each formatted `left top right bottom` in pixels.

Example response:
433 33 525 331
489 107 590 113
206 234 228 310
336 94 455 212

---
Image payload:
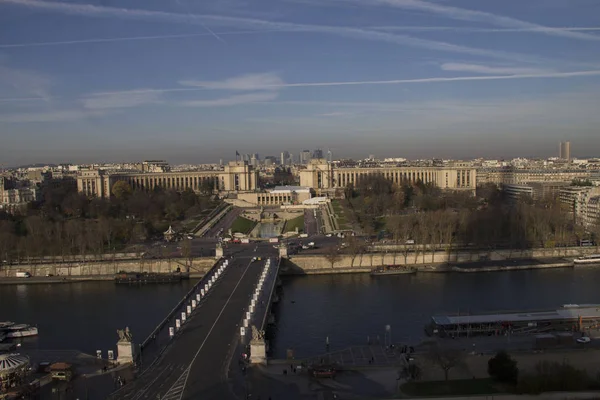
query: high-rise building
559 141 571 161
280 151 290 166
301 150 311 164
312 149 323 159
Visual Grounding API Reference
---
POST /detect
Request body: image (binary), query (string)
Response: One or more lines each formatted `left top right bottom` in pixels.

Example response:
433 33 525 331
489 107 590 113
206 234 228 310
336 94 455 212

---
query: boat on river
0 323 39 338
574 255 600 265
370 265 417 276
5 326 39 338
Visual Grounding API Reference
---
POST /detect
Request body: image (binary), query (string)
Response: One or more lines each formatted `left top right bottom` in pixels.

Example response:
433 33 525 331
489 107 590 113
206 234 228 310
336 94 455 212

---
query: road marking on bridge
163 258 255 399
160 366 190 400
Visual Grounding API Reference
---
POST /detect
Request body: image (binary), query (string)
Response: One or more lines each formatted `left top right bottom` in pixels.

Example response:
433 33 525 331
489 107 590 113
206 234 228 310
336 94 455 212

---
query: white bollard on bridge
251 299 256 307
240 327 246 336
201 288 205 296
192 299 197 309
196 293 201 302
176 319 181 330
243 318 249 328
169 327 175 338
246 311 251 320
250 305 255 313
181 312 187 323
187 305 192 316
204 284 208 292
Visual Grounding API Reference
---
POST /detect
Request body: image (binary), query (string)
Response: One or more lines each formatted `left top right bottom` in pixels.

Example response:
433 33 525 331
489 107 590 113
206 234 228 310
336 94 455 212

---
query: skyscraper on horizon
559 141 571 162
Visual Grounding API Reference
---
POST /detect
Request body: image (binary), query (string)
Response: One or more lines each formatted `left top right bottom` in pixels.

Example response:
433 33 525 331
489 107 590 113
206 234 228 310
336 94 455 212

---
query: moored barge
370 265 417 276
426 304 600 337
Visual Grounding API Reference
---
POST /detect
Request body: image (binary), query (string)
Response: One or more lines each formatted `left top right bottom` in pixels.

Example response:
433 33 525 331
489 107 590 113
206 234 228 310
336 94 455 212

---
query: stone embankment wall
283 246 599 275
1 257 216 278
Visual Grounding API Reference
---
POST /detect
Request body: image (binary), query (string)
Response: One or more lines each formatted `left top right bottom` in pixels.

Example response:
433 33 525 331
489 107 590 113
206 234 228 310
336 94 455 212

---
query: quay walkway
109 253 281 400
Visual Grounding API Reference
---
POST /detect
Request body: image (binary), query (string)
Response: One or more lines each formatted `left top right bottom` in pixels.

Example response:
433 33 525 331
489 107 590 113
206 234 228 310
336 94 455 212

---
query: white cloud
73 69 600 104
0 109 104 123
82 90 162 109
353 0 600 41
372 26 600 34
441 63 552 75
181 91 278 107
179 72 283 91
0 65 53 99
317 111 352 117
0 0 544 63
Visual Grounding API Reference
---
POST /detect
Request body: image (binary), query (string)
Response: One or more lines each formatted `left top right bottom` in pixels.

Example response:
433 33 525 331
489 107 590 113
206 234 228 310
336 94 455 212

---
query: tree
111 181 133 200
488 351 518 383
426 345 465 381
346 236 366 267
325 246 342 269
400 363 422 381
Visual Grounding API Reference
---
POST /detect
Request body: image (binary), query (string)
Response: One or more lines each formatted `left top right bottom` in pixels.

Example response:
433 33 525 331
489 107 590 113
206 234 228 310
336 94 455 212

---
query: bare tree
325 246 342 269
181 239 193 272
426 344 465 381
346 236 366 267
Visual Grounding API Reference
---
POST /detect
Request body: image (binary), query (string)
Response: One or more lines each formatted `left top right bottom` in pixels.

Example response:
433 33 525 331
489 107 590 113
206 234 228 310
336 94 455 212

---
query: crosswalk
160 366 190 400
160 365 191 400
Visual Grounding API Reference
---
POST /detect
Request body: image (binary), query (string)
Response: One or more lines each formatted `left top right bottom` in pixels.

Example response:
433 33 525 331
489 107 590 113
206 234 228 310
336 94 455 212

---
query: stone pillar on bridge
249 326 267 365
116 327 137 365
278 242 288 258
215 243 224 259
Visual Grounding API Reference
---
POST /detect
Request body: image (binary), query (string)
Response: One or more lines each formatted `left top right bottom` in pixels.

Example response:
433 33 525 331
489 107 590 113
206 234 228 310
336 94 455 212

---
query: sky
1 0 600 165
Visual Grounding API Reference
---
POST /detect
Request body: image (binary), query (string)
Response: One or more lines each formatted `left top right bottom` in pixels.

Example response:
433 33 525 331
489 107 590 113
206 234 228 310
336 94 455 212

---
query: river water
0 281 197 356
1 268 599 360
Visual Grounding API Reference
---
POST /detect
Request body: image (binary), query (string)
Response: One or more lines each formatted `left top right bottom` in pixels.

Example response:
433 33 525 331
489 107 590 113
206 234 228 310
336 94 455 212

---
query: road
109 246 277 400
204 207 243 238
303 209 319 236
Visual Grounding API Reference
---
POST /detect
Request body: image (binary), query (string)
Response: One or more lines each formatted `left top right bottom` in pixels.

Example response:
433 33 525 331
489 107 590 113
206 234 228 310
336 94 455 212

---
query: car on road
577 336 591 344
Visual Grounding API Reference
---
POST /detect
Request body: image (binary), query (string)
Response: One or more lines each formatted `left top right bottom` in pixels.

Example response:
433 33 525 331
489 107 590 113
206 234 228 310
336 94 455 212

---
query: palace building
77 161 258 198
299 159 477 193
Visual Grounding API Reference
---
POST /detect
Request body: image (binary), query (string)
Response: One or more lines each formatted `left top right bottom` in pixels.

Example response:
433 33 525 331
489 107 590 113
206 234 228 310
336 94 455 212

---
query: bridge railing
140 257 224 350
258 257 281 331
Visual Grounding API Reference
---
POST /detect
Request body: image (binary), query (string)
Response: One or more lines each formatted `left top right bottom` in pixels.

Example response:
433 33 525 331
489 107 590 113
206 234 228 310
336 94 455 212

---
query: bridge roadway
110 253 275 400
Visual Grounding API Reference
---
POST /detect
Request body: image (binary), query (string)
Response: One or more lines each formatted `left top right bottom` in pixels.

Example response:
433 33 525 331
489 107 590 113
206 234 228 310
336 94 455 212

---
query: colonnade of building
77 161 258 198
299 160 476 192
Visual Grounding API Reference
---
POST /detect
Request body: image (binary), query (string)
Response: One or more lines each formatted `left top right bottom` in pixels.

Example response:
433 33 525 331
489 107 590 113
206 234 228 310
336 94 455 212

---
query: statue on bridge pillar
278 242 288 258
116 327 137 365
249 325 267 365
215 242 224 259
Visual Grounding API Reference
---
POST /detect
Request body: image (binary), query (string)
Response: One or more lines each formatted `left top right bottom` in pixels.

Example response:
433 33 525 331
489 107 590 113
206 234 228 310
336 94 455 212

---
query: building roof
0 353 29 372
432 304 600 326
271 186 311 193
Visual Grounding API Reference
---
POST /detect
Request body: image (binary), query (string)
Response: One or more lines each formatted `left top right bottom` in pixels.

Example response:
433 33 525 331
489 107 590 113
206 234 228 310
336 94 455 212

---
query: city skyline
1 0 600 165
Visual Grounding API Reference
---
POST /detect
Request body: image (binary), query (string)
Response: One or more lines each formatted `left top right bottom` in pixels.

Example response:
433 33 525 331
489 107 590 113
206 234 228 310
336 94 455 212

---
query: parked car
577 336 591 344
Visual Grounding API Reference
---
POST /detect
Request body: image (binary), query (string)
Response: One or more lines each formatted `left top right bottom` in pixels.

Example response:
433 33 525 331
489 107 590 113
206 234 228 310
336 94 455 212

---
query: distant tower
559 141 571 162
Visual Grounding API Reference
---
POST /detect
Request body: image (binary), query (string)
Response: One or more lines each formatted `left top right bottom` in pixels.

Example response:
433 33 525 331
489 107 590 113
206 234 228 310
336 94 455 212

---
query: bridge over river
109 244 280 400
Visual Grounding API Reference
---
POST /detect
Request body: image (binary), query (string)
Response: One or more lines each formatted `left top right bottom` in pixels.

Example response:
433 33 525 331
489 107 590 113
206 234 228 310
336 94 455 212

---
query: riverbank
0 257 215 278
280 257 577 275
0 272 206 285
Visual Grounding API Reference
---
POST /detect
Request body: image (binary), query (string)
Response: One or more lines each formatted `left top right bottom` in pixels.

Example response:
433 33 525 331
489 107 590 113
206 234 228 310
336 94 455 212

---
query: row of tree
406 347 597 394
0 178 213 262
343 178 598 250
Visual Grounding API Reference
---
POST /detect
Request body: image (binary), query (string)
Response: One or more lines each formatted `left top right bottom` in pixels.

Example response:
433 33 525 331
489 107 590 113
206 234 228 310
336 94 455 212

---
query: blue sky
1 0 600 165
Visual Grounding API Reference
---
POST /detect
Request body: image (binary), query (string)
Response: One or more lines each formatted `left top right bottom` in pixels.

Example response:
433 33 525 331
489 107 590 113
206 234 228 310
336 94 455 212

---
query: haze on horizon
1 0 600 166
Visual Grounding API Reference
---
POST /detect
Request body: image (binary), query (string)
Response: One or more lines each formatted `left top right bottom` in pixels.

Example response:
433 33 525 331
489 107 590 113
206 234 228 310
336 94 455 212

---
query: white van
16 272 31 278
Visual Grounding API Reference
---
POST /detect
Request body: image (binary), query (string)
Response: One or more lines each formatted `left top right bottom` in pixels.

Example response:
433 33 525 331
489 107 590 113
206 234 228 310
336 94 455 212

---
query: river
0 280 197 356
1 268 599 360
